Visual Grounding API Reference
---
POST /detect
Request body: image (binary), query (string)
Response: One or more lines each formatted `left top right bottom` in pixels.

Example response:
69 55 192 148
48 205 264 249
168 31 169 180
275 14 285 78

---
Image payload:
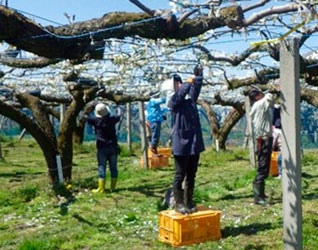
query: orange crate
148 147 172 158
270 151 280 177
140 155 169 169
158 206 221 247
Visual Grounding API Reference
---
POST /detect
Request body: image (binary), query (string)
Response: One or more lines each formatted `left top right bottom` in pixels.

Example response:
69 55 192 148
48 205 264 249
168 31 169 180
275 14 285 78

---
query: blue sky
4 1 318 68
8 0 170 26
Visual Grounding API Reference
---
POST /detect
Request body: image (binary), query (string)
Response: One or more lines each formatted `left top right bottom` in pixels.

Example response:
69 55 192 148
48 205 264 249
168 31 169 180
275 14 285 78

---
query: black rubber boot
185 188 197 213
253 183 268 206
174 189 190 214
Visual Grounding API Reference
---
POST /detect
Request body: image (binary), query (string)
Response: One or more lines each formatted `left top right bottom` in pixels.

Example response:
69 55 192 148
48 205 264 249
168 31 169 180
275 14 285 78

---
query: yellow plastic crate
148 147 172 158
140 155 169 169
158 206 221 247
270 151 280 177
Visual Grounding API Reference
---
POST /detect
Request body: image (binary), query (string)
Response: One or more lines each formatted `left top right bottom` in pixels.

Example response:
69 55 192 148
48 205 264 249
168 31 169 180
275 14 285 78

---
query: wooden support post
0 116 5 131
243 123 249 149
126 103 132 152
18 128 27 140
138 101 149 169
0 116 4 159
0 132 2 159
245 96 256 169
215 139 219 152
280 38 302 250
56 155 64 184
60 104 66 124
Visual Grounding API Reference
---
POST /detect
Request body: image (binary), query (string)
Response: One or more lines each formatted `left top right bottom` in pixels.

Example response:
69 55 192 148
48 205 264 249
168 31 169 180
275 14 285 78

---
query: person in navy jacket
87 103 121 193
168 67 205 214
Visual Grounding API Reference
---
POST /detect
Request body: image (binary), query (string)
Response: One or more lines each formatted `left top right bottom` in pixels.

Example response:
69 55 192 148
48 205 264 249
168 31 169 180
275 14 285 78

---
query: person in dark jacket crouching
168 67 205 214
87 103 121 193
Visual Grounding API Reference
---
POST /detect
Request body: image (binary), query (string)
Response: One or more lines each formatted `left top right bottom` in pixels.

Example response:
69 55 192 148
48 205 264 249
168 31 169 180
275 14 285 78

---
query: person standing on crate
248 86 279 205
147 94 169 156
168 67 205 214
86 103 122 193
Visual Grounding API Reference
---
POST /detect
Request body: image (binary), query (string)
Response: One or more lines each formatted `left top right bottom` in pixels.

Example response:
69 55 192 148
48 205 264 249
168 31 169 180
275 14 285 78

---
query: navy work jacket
168 77 205 156
87 114 120 148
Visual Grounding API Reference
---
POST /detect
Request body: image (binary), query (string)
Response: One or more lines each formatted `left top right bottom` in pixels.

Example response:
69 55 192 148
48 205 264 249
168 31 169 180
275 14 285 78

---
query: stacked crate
140 147 171 169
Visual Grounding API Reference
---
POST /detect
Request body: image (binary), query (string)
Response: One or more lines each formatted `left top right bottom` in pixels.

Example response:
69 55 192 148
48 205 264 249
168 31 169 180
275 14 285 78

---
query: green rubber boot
110 178 117 192
174 189 190 214
185 188 197 213
253 183 268 205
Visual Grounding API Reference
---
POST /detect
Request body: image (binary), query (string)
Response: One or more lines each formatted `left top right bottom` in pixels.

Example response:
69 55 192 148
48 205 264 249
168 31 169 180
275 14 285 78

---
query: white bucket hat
95 103 109 118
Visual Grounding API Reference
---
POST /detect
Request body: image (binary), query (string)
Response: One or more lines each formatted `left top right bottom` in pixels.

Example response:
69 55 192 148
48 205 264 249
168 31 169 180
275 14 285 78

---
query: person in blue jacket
87 103 121 193
147 95 168 155
168 67 205 214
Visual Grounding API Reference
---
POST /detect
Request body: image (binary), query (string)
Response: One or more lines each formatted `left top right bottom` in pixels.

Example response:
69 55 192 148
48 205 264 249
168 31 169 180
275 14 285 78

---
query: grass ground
0 138 318 250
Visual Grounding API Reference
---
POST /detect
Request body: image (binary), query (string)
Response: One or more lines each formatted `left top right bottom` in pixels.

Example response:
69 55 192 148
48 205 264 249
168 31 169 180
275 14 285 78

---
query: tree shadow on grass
301 172 318 179
222 222 278 238
72 213 94 226
216 193 254 201
72 213 112 232
53 184 76 216
244 244 267 250
116 182 169 199
302 192 318 200
0 171 43 182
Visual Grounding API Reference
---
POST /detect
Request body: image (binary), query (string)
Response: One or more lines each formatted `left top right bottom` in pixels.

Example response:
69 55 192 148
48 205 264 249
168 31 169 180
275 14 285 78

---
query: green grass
0 139 318 249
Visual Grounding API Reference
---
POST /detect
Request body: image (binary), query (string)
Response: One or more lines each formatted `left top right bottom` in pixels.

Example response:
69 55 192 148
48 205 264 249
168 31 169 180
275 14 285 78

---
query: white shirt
250 93 275 138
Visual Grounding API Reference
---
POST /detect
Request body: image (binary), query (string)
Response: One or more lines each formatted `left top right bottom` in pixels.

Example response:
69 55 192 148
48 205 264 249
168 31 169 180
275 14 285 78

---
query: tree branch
129 0 155 16
243 0 270 13
0 57 61 68
243 3 300 27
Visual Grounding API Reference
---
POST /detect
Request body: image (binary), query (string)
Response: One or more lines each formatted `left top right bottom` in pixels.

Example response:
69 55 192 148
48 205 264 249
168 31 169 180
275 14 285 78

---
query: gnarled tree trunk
199 99 245 150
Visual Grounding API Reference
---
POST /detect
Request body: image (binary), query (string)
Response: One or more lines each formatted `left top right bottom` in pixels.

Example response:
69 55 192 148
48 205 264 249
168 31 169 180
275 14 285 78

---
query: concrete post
245 96 256 169
280 38 302 250
138 102 148 169
126 103 132 152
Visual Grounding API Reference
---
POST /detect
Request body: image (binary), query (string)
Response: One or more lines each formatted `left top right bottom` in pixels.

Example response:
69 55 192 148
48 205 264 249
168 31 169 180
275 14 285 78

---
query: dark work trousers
173 155 200 190
254 137 273 185
150 121 161 147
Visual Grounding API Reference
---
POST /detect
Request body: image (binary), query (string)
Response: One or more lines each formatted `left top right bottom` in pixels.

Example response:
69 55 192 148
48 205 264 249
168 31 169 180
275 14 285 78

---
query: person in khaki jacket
248 87 279 205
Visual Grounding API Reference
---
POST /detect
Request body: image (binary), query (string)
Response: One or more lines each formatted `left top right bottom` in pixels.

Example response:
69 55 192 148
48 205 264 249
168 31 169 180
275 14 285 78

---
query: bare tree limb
178 9 198 24
129 0 155 16
243 3 300 27
243 0 270 13
192 44 260 66
0 57 61 68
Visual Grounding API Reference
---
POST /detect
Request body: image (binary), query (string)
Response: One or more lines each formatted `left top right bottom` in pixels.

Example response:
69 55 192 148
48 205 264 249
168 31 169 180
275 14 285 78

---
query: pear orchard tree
2 0 318 179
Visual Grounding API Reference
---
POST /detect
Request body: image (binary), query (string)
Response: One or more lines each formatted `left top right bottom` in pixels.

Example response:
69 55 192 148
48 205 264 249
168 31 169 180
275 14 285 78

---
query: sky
5 0 317 55
7 0 171 26
3 0 318 79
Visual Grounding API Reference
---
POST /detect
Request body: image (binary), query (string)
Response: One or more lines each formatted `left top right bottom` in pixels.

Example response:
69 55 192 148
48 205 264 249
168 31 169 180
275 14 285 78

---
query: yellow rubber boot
92 178 105 193
110 178 117 192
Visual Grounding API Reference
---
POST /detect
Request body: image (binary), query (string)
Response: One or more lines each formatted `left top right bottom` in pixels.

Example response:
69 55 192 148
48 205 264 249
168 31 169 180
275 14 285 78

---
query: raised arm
189 76 203 102
168 83 192 111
